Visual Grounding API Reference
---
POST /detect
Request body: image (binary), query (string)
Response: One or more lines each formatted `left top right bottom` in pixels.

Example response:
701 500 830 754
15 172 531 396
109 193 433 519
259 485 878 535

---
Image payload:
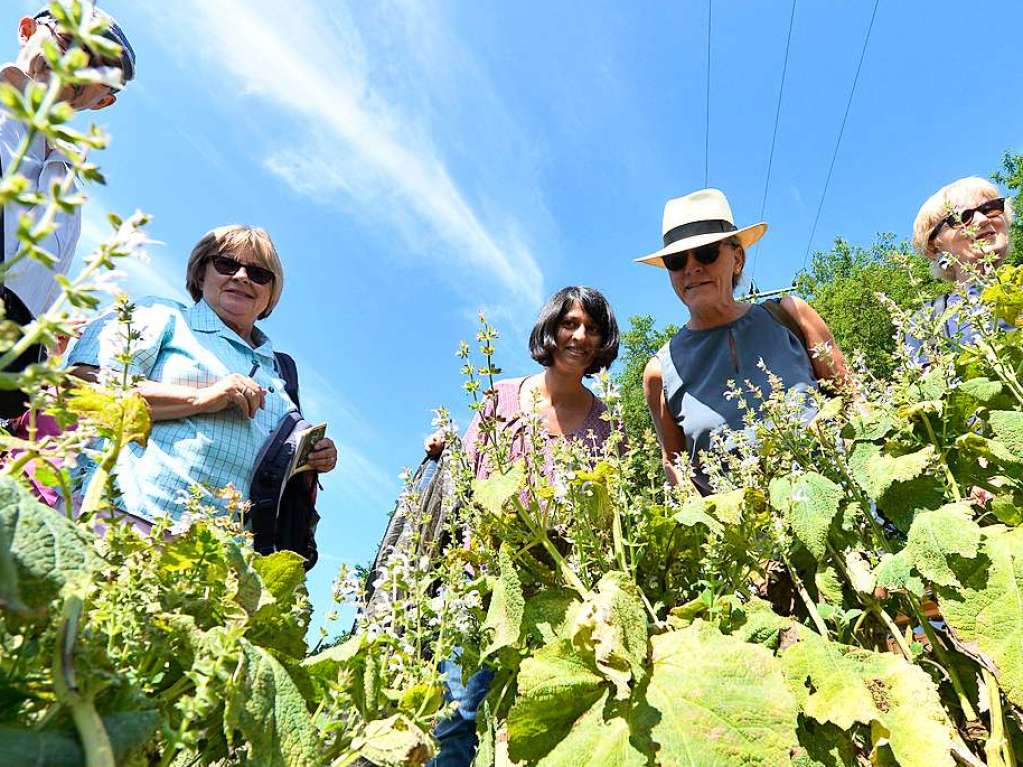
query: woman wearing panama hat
639 188 848 494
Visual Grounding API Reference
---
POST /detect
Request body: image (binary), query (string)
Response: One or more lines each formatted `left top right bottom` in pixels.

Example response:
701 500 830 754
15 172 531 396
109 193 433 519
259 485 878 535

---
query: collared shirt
903 286 1012 364
0 109 81 317
66 297 297 521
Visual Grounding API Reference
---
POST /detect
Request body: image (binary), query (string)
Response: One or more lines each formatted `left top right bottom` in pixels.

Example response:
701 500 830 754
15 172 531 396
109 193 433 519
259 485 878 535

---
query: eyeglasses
662 241 725 272
210 255 275 285
927 197 1005 244
40 22 122 93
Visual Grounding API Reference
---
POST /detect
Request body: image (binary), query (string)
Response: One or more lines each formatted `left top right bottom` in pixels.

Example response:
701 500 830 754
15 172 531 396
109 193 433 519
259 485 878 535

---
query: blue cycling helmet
33 6 136 83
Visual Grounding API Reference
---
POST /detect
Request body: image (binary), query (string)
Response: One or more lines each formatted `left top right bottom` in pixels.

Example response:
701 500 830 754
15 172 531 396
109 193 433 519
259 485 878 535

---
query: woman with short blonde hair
68 224 337 551
185 225 285 319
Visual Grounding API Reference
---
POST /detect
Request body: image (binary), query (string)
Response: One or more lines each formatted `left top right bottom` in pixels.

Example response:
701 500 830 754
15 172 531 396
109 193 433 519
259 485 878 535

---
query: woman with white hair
912 176 1012 284
908 176 1013 350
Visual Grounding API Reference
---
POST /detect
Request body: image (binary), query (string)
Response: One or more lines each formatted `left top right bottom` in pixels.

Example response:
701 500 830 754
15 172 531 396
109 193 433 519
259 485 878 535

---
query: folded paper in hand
287 422 327 479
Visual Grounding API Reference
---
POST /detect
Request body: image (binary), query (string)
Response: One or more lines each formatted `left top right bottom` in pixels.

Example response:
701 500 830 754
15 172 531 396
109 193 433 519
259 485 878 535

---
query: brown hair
185 225 284 319
528 286 620 376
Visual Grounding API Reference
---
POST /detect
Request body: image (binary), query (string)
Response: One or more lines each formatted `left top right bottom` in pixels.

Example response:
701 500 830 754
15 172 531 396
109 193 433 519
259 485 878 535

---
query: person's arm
642 356 688 487
136 375 267 421
69 363 266 421
781 295 851 390
38 151 81 277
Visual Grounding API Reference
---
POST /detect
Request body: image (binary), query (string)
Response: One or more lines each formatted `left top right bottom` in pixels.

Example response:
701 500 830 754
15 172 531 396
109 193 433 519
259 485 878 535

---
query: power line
801 0 880 272
750 0 797 283
704 0 712 187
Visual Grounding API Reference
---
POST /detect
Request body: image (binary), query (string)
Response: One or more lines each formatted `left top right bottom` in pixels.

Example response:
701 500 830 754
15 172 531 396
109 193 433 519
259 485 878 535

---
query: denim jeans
428 658 495 767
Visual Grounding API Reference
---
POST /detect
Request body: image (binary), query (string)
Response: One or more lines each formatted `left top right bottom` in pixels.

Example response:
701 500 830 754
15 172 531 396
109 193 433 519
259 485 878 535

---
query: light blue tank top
656 303 817 494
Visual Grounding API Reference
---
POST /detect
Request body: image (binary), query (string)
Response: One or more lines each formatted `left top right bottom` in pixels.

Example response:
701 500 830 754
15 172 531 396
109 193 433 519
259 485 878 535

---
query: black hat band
663 219 736 248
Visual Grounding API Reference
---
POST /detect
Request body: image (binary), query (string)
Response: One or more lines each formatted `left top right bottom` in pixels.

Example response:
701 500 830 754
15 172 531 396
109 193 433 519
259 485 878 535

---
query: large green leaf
0 711 159 766
302 634 362 676
848 443 944 530
790 718 858 767
841 406 896 442
0 477 96 610
350 714 434 767
0 485 20 611
224 639 323 766
703 488 746 525
901 502 981 587
940 525 1023 709
956 377 1004 406
728 596 802 649
533 691 646 767
521 587 577 646
814 563 844 606
849 444 935 502
67 385 151 447
506 639 605 763
989 410 1023 455
673 496 723 536
782 633 955 767
247 551 310 660
769 472 844 560
643 622 799 767
483 545 525 658
568 571 648 699
472 462 525 517
873 552 924 597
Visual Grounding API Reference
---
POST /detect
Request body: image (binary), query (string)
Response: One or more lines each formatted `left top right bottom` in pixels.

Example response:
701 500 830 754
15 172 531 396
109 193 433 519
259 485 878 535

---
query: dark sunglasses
210 255 275 285
43 23 114 73
928 197 1005 243
42 23 122 98
662 241 724 272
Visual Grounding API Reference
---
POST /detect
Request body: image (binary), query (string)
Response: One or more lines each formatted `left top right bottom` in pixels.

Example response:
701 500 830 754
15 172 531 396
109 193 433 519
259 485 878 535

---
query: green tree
794 234 942 379
992 150 1023 266
616 314 677 449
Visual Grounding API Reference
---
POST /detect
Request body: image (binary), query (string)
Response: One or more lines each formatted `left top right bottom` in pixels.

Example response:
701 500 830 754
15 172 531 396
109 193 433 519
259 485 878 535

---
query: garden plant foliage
2 4 1023 765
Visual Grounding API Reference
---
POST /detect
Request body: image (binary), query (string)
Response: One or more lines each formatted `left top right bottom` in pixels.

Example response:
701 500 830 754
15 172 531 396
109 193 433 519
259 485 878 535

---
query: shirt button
269 386 275 392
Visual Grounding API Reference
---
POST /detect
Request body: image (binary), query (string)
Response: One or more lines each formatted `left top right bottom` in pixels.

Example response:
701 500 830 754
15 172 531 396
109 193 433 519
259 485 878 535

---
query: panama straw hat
635 188 767 268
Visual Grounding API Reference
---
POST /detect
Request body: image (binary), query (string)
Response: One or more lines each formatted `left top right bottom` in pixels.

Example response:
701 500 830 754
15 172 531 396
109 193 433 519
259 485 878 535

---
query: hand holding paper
292 424 336 475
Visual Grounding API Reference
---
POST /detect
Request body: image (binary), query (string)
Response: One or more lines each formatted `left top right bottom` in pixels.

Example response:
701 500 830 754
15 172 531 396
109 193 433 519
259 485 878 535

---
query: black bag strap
1 149 4 277
274 351 300 411
762 298 809 356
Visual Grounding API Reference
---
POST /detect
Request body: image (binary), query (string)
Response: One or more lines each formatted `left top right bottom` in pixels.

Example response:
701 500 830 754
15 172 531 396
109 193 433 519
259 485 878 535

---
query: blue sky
19 0 1023 636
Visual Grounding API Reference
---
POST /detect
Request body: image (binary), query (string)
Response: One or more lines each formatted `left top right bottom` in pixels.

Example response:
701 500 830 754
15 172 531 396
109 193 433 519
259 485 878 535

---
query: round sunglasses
662 241 726 272
209 255 275 285
927 197 1005 244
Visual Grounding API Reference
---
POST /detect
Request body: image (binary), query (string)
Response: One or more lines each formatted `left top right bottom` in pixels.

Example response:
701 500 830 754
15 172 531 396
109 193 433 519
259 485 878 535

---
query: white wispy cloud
141 0 545 314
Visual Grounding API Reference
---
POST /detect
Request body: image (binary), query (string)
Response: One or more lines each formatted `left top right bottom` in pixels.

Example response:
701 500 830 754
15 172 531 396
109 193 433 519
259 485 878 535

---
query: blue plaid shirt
67 298 297 522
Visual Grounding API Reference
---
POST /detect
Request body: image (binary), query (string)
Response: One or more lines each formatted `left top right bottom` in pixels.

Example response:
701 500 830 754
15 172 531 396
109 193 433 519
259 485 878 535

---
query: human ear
91 93 116 110
18 18 38 45
734 245 746 274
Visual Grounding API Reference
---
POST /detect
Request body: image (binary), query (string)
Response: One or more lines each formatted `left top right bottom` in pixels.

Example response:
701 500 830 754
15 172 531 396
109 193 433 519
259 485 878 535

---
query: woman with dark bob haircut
423 286 619 766
426 285 620 475
528 285 620 375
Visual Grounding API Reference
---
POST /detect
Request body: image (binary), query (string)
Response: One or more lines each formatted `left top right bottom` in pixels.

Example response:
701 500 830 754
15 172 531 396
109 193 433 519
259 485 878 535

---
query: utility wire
801 0 880 272
704 0 712 187
750 0 797 283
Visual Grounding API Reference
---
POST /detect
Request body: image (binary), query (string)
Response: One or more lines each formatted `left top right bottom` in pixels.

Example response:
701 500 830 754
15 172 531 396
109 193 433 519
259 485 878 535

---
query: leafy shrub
3 4 1023 766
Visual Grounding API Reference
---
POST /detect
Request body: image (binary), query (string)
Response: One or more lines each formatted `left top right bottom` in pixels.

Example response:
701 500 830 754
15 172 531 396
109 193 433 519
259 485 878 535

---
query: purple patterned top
462 376 612 480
